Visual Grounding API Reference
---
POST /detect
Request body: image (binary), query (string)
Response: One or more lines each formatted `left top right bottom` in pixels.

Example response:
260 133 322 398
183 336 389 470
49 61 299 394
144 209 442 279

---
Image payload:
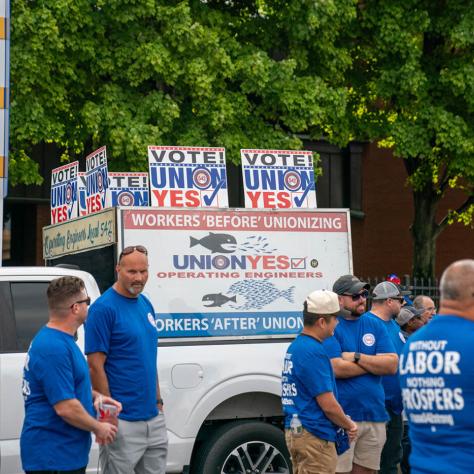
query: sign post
0 0 10 265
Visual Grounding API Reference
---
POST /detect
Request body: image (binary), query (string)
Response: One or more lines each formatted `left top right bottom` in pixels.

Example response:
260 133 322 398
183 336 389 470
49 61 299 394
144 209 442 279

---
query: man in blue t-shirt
21 276 119 474
400 259 474 474
86 245 168 474
282 290 358 474
324 275 398 474
367 281 408 474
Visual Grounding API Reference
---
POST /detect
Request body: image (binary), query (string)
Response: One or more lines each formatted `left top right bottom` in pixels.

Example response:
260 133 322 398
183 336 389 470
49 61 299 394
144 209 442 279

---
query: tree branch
435 194 474 238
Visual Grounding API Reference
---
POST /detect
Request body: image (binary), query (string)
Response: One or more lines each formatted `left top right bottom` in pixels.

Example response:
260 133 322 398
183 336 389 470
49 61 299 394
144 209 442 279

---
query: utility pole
0 0 9 266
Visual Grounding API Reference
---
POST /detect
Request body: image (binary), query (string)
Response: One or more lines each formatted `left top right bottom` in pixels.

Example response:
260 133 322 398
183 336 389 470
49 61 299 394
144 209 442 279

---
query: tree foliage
10 0 356 184
348 0 474 277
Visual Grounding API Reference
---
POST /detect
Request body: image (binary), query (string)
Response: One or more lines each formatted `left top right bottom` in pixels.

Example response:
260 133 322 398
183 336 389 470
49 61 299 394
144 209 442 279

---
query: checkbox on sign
291 258 306 269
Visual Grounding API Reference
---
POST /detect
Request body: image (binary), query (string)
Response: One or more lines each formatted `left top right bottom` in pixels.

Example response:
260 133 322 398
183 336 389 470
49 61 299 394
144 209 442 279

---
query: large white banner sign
120 208 351 339
148 146 229 208
241 149 317 209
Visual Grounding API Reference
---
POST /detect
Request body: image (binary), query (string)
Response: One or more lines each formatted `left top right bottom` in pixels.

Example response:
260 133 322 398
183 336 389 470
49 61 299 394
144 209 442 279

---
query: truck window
11 282 50 351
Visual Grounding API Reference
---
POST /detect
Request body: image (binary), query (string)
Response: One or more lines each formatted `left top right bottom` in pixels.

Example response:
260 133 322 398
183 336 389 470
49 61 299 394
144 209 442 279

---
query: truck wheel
193 421 291 474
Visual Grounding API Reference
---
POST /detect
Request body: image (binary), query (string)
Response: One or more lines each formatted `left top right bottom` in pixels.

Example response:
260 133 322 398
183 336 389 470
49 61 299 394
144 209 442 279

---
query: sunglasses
343 289 369 301
390 297 405 303
70 297 91 308
119 245 148 261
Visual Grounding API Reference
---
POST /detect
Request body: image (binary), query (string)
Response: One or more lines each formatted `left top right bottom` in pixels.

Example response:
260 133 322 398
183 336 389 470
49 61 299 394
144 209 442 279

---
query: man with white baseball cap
282 290 357 474
324 276 398 474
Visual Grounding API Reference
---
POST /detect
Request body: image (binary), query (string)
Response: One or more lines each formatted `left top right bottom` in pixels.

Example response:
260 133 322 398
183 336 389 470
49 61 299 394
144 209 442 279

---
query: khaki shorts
285 428 337 474
336 421 386 472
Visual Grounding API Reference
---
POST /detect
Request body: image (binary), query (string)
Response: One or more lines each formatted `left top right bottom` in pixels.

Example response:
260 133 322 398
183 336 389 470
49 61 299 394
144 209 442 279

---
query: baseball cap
332 275 370 296
372 281 404 300
396 306 424 326
306 290 340 315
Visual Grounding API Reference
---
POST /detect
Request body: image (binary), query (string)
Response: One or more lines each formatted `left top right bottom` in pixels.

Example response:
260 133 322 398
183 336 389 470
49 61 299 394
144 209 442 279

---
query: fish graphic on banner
50 161 79 224
148 146 229 208
241 149 317 209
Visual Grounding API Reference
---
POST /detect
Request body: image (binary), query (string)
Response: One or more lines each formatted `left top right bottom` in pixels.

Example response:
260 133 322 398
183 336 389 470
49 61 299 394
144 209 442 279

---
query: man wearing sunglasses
20 277 119 474
85 246 168 474
323 275 398 474
367 282 410 474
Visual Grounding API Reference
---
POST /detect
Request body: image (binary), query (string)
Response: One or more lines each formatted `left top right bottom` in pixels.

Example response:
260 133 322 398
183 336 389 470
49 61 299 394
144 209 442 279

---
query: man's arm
341 352 398 375
330 357 368 378
88 352 111 396
316 392 358 441
54 398 117 444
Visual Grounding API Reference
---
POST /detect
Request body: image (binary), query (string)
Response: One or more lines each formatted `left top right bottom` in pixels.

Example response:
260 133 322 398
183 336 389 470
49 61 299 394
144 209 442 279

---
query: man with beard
367 282 407 474
85 246 168 474
324 275 398 474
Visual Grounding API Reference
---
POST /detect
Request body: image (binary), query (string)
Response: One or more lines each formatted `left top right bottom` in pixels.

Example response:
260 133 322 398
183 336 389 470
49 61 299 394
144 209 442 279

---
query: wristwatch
157 398 164 405
354 352 361 364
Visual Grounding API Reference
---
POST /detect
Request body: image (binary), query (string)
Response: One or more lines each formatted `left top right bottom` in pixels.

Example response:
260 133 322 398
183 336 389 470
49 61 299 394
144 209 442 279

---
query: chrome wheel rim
221 440 290 474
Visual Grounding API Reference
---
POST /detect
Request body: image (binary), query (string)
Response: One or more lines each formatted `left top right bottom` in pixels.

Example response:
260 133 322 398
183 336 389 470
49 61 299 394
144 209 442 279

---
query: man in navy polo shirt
282 290 357 474
324 275 398 474
86 245 168 474
400 259 474 474
367 281 408 474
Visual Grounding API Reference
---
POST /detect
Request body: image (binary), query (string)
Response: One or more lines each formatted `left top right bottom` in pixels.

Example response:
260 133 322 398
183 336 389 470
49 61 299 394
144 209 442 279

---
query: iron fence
363 275 440 306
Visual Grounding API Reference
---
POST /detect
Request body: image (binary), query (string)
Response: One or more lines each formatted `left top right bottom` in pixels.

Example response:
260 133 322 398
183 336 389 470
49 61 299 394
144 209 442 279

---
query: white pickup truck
0 266 291 474
1 206 352 473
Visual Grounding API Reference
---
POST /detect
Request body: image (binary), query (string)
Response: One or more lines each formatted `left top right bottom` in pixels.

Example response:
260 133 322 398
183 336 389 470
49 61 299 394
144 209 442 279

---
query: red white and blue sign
85 146 111 214
241 149 317 209
148 146 229 208
77 172 87 217
109 172 149 207
50 161 79 224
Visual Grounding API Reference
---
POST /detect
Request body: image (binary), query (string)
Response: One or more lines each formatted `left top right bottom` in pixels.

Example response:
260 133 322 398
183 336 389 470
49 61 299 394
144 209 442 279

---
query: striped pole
0 0 9 264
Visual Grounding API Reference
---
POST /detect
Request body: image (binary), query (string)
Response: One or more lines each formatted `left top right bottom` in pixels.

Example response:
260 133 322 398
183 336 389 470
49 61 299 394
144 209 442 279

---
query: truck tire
193 421 291 474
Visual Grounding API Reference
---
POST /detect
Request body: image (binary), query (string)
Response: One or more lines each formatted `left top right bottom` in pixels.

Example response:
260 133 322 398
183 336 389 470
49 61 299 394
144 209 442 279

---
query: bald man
399 260 474 474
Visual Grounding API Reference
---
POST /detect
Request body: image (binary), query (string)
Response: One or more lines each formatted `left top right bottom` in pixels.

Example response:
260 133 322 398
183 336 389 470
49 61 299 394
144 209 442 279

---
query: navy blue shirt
400 315 474 474
367 313 405 414
85 288 159 421
21 327 93 471
282 334 338 441
324 312 395 422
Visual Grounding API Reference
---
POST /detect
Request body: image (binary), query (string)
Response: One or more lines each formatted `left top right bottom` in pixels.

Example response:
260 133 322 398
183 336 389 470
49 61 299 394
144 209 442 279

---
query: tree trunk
411 187 440 279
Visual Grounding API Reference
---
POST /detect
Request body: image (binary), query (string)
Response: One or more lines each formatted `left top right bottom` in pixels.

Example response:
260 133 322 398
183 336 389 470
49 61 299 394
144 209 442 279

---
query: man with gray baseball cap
396 306 425 338
368 281 408 474
282 290 357 474
324 276 398 474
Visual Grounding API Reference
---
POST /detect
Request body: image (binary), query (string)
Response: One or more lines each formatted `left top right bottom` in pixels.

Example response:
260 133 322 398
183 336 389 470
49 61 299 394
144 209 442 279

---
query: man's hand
347 420 358 442
94 421 118 445
93 394 122 415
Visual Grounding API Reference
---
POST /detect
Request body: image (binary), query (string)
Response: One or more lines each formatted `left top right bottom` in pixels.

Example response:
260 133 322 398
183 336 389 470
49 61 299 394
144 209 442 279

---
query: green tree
349 1 474 278
9 0 355 184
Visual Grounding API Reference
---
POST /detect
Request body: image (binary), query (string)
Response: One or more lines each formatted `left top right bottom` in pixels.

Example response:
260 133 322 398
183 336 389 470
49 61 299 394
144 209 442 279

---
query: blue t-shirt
400 315 474 474
20 326 93 471
282 334 338 442
85 287 159 421
323 312 395 422
367 313 405 415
